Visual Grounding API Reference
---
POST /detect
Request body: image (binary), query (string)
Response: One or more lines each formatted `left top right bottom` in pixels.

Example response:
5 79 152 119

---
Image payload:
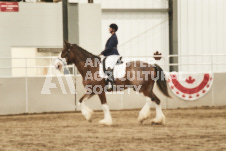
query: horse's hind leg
150 92 165 125
138 84 165 125
138 86 153 124
78 93 94 122
138 97 152 124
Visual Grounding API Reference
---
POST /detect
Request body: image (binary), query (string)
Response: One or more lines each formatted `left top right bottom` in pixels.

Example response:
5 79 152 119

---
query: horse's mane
74 44 99 59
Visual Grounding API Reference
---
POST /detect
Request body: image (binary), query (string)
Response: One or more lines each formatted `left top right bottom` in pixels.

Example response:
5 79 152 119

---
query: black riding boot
105 67 114 89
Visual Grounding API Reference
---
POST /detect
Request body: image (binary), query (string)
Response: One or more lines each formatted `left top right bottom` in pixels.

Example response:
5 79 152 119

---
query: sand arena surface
0 107 226 151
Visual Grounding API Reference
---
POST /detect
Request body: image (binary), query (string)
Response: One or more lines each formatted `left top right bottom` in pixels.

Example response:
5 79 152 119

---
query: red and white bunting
166 72 213 101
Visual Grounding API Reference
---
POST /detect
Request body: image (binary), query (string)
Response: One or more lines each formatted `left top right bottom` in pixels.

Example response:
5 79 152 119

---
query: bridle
64 44 73 59
62 44 82 64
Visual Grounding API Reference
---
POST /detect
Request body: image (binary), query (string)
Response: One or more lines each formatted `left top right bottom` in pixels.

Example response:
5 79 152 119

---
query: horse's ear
64 40 70 48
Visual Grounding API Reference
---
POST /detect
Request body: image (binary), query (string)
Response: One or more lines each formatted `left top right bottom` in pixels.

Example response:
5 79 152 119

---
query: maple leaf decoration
153 51 162 60
186 76 195 84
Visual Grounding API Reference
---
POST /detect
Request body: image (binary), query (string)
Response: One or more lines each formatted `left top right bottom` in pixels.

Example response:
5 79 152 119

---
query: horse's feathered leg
138 82 165 125
137 84 153 124
78 93 94 122
138 97 152 124
98 93 113 126
149 92 165 125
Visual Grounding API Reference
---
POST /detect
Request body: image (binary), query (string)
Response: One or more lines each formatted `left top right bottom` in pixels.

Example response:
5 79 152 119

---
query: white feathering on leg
151 103 165 125
138 97 152 124
99 104 113 126
80 101 93 122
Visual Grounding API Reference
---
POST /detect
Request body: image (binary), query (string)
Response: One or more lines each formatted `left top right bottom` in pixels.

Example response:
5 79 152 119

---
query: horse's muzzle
56 63 62 70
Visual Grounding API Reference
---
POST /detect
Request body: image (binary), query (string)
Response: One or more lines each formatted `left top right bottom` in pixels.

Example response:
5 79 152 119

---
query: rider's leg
105 67 114 89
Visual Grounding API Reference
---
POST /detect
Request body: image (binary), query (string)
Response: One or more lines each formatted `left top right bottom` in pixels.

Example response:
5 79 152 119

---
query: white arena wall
0 2 63 76
178 0 226 72
0 73 225 115
0 76 75 115
100 0 169 58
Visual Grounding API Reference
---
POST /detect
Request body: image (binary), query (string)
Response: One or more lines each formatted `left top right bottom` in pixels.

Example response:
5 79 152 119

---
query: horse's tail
154 64 171 98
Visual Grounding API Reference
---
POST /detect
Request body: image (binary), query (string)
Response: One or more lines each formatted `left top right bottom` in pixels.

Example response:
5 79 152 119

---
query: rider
100 23 120 89
101 23 119 56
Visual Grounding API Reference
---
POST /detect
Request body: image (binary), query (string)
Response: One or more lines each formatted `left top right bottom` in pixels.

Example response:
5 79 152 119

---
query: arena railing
1 54 226 77
168 54 226 73
0 57 76 77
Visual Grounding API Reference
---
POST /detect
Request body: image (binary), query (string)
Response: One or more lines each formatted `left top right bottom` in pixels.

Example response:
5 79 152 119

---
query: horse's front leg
78 93 94 122
98 92 113 126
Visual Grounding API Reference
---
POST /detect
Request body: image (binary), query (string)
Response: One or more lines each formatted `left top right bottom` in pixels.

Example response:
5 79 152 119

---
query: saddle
102 56 123 89
102 56 123 73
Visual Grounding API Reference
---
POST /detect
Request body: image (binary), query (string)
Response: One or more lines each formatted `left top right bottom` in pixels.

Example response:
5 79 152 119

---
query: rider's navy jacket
101 33 119 56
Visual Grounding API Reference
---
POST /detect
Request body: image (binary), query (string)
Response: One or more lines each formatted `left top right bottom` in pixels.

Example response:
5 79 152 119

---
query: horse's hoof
138 113 149 124
151 117 165 125
138 117 144 124
99 119 112 126
83 110 94 122
88 118 92 123
138 120 143 124
88 111 94 122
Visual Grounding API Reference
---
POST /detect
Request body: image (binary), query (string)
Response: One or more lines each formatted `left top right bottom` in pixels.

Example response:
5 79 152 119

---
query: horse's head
61 41 75 65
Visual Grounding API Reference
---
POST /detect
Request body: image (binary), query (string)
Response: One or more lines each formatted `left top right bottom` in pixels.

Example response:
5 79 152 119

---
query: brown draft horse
59 41 170 126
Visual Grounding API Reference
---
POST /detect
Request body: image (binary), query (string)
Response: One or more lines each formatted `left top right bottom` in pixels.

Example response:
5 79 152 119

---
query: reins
65 44 101 65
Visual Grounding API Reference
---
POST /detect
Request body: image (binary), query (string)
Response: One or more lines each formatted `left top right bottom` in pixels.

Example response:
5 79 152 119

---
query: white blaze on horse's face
54 53 68 71
54 59 63 71
57 62 62 71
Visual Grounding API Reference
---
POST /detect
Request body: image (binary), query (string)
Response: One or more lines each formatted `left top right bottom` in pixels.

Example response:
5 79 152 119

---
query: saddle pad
104 55 121 69
99 56 126 79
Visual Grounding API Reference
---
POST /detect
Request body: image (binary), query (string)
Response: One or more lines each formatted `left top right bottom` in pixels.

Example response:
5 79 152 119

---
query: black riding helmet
109 23 118 32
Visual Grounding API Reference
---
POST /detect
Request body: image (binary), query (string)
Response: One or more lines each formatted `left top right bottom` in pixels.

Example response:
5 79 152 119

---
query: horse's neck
73 53 86 76
73 49 100 78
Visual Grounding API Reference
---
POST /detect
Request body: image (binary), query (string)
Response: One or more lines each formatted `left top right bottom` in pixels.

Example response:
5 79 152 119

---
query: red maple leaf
186 76 195 84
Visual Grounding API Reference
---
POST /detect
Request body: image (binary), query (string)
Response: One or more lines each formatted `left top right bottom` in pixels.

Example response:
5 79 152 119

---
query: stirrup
107 82 112 90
